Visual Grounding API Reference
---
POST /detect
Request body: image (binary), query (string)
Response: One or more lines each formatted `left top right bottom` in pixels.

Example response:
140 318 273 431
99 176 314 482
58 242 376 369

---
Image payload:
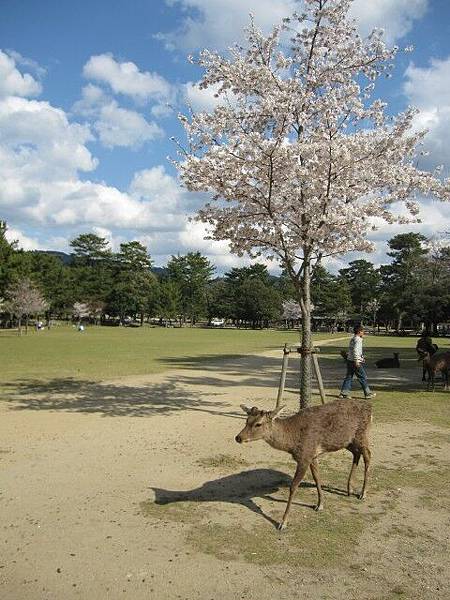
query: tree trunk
299 260 312 410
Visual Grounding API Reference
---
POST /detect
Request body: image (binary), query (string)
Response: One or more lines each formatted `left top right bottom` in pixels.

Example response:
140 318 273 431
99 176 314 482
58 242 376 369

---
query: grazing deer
417 350 450 391
235 399 372 530
375 352 400 368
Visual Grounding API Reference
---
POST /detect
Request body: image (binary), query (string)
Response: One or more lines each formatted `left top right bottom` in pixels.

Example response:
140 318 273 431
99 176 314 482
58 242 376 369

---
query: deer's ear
269 405 286 420
240 404 252 415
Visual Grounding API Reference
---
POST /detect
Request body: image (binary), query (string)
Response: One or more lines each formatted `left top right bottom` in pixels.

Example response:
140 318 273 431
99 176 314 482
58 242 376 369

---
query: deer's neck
265 418 298 454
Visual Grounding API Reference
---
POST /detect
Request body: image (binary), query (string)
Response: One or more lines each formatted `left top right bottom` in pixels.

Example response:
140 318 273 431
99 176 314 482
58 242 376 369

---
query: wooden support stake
312 351 326 404
276 343 290 408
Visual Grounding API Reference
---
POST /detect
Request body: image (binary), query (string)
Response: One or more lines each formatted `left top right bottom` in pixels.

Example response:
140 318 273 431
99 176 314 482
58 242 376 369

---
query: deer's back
286 399 372 455
428 351 450 372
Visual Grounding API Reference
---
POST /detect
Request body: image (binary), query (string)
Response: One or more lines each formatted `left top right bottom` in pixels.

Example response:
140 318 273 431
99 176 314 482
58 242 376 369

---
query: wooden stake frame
275 344 326 408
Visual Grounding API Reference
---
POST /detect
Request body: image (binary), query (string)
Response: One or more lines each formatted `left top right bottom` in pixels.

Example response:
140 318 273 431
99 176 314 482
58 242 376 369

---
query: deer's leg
309 458 323 511
347 448 361 497
278 461 308 531
358 446 371 500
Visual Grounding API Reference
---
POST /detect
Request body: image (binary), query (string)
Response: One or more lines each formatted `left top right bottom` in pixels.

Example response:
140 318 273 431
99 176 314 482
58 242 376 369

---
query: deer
235 398 372 530
375 352 400 368
416 337 438 381
417 350 450 391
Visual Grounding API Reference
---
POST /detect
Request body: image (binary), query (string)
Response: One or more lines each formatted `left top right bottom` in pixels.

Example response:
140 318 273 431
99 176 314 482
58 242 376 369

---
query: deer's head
235 404 285 443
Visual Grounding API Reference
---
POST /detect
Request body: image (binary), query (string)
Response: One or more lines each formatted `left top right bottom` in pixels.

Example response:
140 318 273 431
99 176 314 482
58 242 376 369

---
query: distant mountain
35 250 73 265
151 266 168 278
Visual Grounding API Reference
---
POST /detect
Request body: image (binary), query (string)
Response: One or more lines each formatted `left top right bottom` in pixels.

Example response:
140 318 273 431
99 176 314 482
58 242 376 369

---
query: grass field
1 324 448 386
0 325 334 382
1 325 448 425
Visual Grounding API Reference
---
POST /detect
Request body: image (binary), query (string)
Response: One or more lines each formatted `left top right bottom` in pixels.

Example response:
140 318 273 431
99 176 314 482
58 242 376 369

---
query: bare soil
1 343 449 600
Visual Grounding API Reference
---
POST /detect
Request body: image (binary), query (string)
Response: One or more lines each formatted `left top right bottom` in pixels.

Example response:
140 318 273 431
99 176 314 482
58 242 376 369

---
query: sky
1 0 450 274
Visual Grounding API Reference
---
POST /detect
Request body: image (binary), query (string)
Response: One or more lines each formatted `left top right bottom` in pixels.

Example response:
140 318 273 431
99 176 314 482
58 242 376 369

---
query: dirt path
1 344 449 600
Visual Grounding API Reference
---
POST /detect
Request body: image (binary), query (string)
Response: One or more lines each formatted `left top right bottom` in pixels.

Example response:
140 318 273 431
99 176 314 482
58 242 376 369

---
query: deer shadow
150 468 347 528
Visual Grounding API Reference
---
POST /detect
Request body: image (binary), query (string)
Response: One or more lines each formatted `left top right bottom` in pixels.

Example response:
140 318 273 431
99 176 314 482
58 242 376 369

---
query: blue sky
1 0 449 273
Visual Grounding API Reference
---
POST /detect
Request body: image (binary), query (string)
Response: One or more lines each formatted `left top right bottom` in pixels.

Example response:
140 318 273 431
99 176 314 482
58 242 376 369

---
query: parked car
210 318 225 327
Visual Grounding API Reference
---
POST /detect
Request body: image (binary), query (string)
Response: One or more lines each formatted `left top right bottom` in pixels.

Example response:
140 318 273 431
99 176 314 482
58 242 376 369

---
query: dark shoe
365 393 376 399
338 393 352 399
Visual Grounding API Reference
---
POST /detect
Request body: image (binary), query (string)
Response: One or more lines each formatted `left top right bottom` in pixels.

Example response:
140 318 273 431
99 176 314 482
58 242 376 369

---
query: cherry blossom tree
282 299 302 325
73 302 90 328
176 0 450 407
6 278 49 335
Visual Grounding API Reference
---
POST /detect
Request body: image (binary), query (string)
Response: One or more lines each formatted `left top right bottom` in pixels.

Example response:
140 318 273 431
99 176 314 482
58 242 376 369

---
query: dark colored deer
235 399 372 530
375 353 400 368
416 338 438 381
417 350 450 391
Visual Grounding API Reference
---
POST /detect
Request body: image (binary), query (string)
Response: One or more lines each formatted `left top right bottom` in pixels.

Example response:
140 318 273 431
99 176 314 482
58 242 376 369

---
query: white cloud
0 49 42 98
159 0 296 51
404 57 450 110
94 101 164 149
319 193 450 274
183 81 223 112
350 0 428 44
73 85 164 149
0 87 186 232
6 50 47 79
72 83 107 116
159 0 426 52
403 57 450 170
4 226 40 251
0 96 96 210
178 220 276 272
83 53 172 104
372 198 450 240
91 226 114 248
129 166 191 230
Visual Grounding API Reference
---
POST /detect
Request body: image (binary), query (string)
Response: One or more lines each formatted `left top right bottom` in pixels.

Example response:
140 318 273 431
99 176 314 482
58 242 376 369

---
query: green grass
0 325 328 382
195 453 250 470
186 509 367 568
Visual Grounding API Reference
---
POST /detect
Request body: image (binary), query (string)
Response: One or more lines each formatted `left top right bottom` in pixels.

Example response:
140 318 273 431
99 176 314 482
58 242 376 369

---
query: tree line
0 221 449 333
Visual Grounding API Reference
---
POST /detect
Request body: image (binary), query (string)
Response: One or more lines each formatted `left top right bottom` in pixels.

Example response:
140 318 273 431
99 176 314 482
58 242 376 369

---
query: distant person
339 324 376 399
416 331 438 382
416 331 438 356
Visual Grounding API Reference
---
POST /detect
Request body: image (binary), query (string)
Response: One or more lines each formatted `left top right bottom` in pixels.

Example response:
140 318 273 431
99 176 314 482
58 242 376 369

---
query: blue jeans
341 361 371 397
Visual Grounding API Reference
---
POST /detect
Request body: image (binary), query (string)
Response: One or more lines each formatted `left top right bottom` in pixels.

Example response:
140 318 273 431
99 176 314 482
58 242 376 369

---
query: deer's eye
255 423 262 428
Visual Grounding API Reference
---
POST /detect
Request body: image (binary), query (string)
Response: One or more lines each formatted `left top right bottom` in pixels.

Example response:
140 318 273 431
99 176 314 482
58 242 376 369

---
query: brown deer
416 337 438 381
235 399 372 530
417 350 450 391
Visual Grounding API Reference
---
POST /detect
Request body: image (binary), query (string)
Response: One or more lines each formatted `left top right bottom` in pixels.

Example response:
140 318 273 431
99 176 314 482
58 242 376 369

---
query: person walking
339 324 376 399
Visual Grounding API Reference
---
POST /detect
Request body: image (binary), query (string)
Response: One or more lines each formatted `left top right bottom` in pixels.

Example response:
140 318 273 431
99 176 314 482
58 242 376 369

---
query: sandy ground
1 339 449 600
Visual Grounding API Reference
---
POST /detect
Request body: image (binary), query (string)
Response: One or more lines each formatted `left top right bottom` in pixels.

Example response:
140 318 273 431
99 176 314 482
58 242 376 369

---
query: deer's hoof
277 521 287 531
314 504 323 512
357 492 366 500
